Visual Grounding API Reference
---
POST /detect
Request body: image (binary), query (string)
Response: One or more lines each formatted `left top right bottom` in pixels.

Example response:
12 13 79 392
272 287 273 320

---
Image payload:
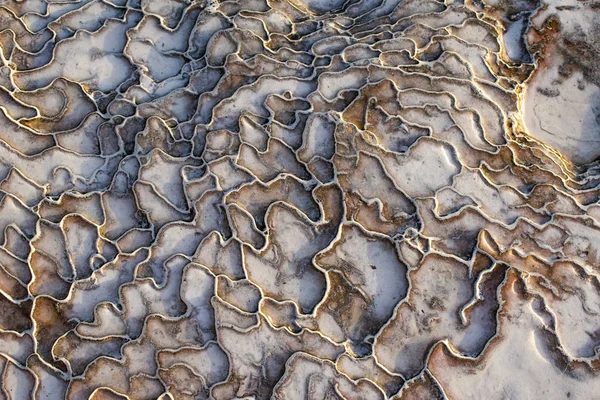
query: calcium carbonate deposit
0 0 599 398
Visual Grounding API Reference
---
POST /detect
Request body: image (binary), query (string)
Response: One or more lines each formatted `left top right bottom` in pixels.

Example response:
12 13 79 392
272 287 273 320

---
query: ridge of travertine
0 0 599 398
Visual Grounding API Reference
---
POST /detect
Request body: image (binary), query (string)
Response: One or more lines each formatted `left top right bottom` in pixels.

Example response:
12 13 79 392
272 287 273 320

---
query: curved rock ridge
0 0 599 398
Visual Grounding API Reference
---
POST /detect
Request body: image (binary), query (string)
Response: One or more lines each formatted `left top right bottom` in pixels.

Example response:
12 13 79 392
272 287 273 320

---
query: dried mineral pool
0 0 599 399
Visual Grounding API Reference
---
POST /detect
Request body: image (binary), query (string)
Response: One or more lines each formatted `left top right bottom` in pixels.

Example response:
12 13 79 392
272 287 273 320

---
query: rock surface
0 0 599 398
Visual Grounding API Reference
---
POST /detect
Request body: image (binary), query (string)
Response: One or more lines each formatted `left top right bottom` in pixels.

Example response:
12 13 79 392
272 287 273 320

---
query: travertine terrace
0 0 599 398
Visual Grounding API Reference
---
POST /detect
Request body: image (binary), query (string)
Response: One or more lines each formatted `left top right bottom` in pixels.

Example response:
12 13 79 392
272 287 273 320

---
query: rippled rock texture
0 0 599 398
